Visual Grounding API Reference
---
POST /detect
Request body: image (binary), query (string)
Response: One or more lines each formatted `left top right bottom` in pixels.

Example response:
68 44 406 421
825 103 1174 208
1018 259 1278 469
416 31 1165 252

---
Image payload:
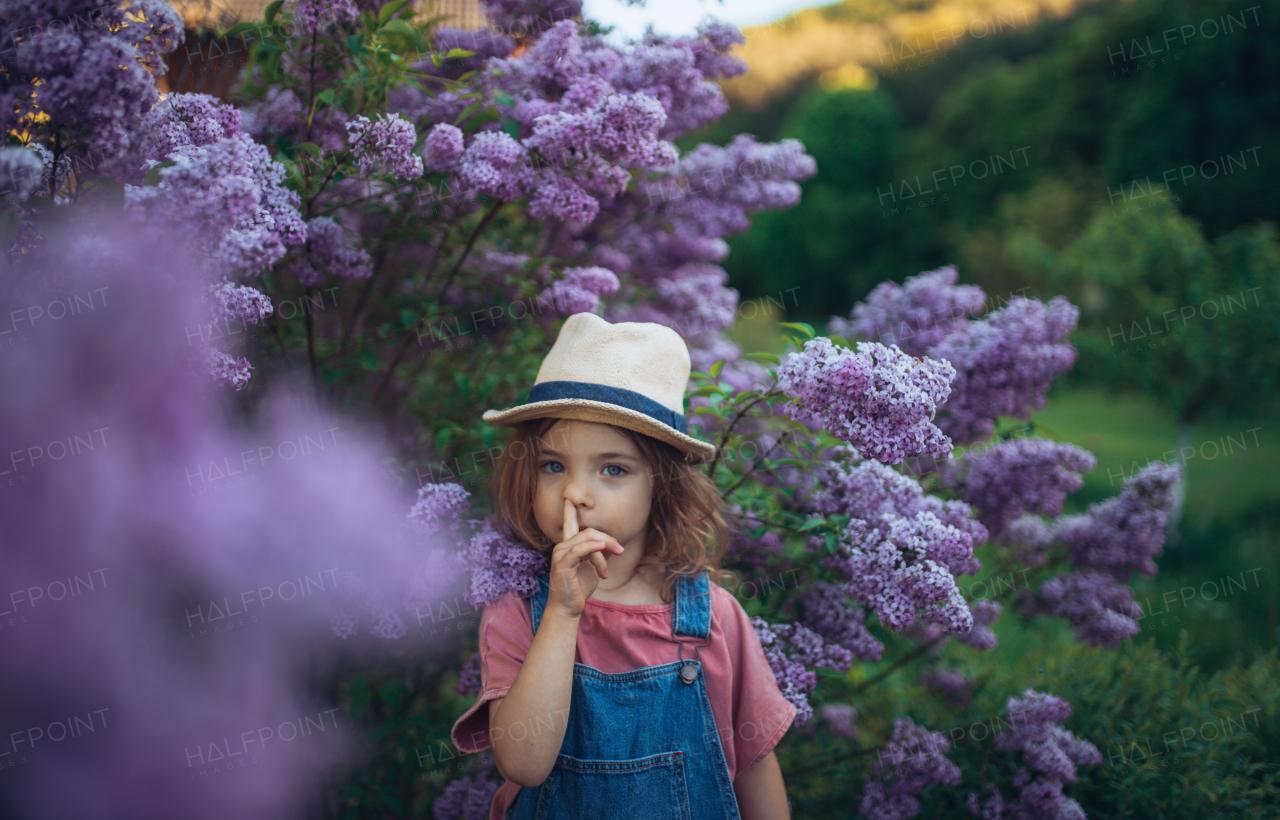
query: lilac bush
0 0 1189 816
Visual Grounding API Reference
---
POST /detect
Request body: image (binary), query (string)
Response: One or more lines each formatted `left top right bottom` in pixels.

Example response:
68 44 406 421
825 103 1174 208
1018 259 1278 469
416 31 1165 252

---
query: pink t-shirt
450 583 797 820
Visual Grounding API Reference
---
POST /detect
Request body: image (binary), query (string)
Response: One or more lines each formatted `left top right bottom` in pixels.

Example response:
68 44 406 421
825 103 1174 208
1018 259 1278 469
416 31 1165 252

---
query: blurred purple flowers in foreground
0 219 462 818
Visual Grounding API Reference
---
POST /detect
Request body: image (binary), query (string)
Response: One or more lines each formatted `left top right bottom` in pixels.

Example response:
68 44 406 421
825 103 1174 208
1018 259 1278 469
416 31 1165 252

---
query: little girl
450 312 796 820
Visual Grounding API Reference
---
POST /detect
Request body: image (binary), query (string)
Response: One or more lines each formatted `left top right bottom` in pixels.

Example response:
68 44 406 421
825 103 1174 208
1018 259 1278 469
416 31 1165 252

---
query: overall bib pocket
532 750 691 820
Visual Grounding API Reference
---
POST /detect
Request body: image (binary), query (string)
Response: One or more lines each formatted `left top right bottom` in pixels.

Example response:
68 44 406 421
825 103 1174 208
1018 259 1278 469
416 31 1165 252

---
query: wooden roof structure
161 0 486 98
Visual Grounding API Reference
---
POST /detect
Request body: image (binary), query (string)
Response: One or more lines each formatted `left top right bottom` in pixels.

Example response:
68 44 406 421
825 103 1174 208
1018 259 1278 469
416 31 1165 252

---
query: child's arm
487 601 581 786
489 500 624 788
733 750 791 820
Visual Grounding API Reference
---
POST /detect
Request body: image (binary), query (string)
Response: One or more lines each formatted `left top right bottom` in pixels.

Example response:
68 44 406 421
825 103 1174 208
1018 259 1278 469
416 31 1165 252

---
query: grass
1029 385 1279 527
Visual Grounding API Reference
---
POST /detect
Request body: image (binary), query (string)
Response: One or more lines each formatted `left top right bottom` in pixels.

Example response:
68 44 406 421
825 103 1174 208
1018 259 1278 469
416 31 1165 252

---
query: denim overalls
504 569 743 820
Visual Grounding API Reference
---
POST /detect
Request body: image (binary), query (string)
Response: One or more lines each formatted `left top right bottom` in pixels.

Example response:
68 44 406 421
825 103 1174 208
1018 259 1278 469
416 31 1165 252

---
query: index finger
563 499 579 540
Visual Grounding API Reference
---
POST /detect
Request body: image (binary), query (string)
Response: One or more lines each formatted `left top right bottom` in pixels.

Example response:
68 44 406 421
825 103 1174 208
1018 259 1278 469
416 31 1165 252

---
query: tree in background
709 0 1279 326
1006 198 1280 537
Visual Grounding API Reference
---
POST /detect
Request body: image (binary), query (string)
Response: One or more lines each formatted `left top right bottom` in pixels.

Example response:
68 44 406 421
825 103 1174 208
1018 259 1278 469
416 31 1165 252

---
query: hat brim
482 399 717 465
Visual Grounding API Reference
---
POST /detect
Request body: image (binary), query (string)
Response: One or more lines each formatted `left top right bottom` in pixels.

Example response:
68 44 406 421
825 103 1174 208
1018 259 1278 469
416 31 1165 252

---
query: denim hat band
526 381 689 435
480 313 716 464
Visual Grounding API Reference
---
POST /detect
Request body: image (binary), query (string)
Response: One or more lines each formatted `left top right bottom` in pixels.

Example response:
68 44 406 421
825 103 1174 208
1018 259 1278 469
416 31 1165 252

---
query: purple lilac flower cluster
0 0 182 168
1054 460 1179 579
294 216 373 286
138 92 242 164
1036 570 1144 649
724 527 788 575
942 437 1096 537
920 667 976 707
831 265 985 356
1 222 436 815
123 123 306 389
810 447 989 567
346 113 424 179
325 486 479 643
452 650 483 698
461 519 549 607
752 615 852 725
432 753 502 820
861 718 962 820
290 0 360 32
478 0 582 37
542 266 620 315
423 123 466 173
796 580 884 662
808 454 985 634
126 93 307 279
197 343 255 391
931 297 1079 444
776 337 955 464
408 482 472 536
1007 462 1179 648
954 599 1001 651
608 130 814 380
833 520 974 634
1002 514 1057 564
208 280 274 326
835 268 1079 446
966 690 1101 820
821 703 859 738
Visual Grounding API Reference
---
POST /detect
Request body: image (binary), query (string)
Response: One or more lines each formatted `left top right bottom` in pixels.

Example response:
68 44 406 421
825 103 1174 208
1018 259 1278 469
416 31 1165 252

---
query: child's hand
546 499 625 620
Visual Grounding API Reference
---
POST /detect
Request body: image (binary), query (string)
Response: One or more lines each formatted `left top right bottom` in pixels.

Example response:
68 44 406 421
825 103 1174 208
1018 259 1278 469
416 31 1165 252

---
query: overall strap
672 570 711 639
528 569 711 638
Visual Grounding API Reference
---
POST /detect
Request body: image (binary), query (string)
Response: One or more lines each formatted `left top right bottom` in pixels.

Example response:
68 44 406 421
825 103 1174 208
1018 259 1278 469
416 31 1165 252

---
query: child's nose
562 475 592 506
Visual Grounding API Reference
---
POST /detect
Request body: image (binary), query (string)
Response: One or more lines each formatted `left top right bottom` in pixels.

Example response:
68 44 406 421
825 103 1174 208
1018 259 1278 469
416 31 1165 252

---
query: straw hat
481 313 717 464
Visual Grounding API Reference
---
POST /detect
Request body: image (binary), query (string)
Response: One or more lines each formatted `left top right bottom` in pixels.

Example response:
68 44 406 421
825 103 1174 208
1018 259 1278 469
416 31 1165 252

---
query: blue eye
541 461 564 474
604 465 625 477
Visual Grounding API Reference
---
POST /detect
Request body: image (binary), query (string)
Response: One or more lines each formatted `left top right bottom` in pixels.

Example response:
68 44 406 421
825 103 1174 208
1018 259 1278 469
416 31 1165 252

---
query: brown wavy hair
489 416 737 604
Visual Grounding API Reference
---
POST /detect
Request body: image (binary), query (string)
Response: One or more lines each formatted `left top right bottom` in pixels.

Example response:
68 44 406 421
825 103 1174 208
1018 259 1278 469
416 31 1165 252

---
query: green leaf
443 47 478 58
797 517 827 532
689 370 711 381
316 88 335 106
823 531 839 554
142 159 176 186
501 117 521 139
744 351 780 365
295 142 323 157
221 21 258 39
378 0 410 23
708 358 726 379
494 93 515 107
778 321 815 340
263 0 284 23
380 18 423 47
454 100 486 124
